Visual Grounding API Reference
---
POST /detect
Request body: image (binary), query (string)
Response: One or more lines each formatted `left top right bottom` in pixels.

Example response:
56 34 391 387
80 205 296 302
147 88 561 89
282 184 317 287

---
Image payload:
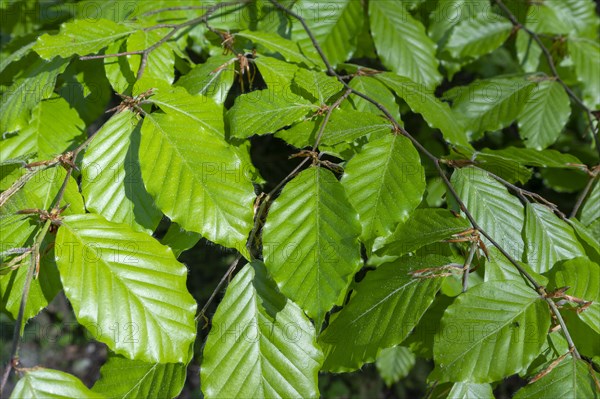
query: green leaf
561 310 600 361
0 97 85 161
548 257 600 335
518 80 571 150
1 56 68 134
105 29 176 89
343 75 401 121
263 167 361 323
33 18 135 59
291 0 364 67
0 215 61 321
10 368 104 399
374 73 470 148
0 155 32 191
448 382 494 399
140 111 255 254
445 146 585 185
443 14 512 62
514 356 598 399
275 108 391 149
569 38 600 109
58 58 113 126
525 331 569 377
127 30 175 84
175 55 235 104
341 134 425 249
102 38 133 92
292 67 343 105
475 147 582 169
318 255 448 372
427 0 490 42
484 247 548 286
148 85 224 138
451 167 525 259
569 219 600 264
403 294 453 359
433 281 551 382
533 0 599 39
74 0 138 22
369 1 441 89
0 165 84 216
227 89 315 138
160 222 201 257
253 56 300 94
462 164 528 188
516 29 542 73
375 346 416 387
201 261 323 398
524 203 585 273
0 37 35 74
375 208 470 256
92 355 186 399
236 30 317 65
450 77 535 140
55 214 197 363
81 112 161 234
580 178 600 226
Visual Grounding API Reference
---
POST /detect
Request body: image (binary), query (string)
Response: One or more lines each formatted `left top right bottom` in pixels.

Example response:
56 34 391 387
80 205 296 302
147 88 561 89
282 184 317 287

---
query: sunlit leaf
514 355 598 399
140 111 255 254
0 56 68 134
319 255 448 371
370 1 441 88
451 167 525 259
201 261 323 398
10 368 103 399
82 112 161 233
263 167 362 323
56 214 197 363
34 18 135 59
341 134 425 249
524 203 585 273
518 80 571 150
92 355 186 399
433 281 550 382
548 257 600 335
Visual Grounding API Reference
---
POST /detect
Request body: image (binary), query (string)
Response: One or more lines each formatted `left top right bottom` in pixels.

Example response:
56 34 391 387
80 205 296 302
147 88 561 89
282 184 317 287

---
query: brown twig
312 88 353 151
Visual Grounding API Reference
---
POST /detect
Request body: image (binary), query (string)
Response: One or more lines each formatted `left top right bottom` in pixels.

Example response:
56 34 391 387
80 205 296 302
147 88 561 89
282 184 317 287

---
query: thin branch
0 168 40 208
195 254 242 323
0 219 52 397
570 174 598 219
312 88 353 151
486 169 567 220
268 0 581 359
138 5 209 18
493 0 600 159
462 242 478 293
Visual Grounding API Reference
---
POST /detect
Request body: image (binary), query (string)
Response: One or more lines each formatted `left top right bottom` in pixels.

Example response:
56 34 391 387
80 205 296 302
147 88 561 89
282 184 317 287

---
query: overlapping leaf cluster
1 0 599 398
